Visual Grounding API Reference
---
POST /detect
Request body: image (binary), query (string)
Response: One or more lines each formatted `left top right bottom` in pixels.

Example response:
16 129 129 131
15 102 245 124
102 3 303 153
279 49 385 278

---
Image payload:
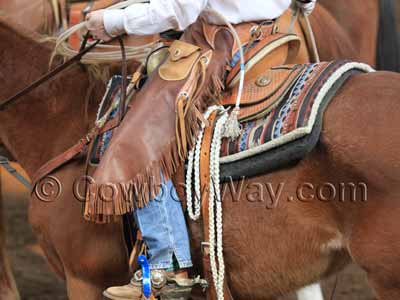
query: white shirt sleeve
104 0 208 37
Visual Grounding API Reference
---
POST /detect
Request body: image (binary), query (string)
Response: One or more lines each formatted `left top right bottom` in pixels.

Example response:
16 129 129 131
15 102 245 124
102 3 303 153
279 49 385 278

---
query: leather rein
0 33 129 187
0 33 124 111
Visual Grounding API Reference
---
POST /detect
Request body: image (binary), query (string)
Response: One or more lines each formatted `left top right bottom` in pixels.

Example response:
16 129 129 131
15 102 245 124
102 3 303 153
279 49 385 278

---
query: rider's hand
295 0 316 16
86 10 112 42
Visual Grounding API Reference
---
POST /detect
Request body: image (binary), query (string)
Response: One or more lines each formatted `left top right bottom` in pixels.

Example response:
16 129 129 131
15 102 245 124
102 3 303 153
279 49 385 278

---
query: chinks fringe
84 54 227 223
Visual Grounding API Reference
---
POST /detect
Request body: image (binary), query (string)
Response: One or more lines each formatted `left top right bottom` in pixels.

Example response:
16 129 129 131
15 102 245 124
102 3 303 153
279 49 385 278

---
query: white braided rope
185 105 228 300
185 149 198 219
186 106 221 221
209 109 229 300
193 124 204 217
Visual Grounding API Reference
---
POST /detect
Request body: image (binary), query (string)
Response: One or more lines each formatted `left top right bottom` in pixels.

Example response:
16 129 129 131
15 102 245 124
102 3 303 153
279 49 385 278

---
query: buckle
250 26 263 39
201 242 210 254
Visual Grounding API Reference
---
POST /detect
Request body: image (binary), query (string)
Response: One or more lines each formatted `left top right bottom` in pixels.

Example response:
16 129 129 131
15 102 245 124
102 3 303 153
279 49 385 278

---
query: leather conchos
159 40 201 81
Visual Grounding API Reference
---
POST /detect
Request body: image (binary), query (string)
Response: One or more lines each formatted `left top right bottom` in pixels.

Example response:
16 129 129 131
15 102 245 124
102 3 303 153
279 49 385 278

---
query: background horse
315 0 400 71
0 1 399 299
0 0 55 34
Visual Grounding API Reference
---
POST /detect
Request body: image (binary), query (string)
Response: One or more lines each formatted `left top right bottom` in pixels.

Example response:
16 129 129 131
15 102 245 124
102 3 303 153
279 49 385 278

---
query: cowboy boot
103 269 194 300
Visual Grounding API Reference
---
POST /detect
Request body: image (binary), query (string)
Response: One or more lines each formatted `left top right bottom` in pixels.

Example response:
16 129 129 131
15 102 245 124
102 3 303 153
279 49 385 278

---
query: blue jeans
134 179 193 270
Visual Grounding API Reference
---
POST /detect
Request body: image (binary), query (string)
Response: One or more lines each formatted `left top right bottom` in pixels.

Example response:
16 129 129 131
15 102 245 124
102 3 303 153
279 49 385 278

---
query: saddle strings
185 9 247 300
206 8 246 140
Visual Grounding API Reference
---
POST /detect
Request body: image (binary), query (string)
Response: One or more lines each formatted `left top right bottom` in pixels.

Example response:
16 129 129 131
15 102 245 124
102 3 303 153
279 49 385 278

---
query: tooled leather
226 33 300 86
222 65 305 121
230 22 274 57
159 40 201 81
223 66 304 105
238 68 305 121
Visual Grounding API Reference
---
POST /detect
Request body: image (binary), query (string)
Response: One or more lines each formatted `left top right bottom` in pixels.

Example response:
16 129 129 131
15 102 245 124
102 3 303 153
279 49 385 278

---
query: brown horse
315 0 399 71
0 0 57 159
0 3 55 297
2 4 400 298
0 0 55 34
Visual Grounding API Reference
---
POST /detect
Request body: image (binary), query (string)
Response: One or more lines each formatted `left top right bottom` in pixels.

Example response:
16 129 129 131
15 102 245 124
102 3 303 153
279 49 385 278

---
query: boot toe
103 284 142 300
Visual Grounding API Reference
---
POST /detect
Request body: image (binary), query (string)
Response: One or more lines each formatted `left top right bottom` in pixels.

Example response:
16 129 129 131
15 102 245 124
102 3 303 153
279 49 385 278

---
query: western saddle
26 4 319 300
193 9 315 300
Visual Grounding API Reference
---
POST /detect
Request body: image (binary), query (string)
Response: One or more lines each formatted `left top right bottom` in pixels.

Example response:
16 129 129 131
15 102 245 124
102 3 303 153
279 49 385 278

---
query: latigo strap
200 112 234 300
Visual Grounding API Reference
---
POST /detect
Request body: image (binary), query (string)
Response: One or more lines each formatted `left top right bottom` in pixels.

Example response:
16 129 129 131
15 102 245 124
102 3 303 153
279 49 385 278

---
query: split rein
0 33 129 186
0 33 127 112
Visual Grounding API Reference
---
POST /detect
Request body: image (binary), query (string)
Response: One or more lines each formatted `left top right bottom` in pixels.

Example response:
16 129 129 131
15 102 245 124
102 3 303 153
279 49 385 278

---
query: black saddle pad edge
220 69 363 182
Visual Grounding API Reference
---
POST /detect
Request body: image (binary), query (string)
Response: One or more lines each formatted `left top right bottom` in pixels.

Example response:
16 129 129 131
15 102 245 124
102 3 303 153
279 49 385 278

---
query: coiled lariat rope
54 0 162 65
185 8 247 300
186 7 319 300
208 109 229 300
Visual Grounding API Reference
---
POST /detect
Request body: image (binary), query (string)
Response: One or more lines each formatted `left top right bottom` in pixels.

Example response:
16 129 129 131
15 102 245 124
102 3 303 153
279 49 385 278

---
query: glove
85 10 112 41
295 0 316 16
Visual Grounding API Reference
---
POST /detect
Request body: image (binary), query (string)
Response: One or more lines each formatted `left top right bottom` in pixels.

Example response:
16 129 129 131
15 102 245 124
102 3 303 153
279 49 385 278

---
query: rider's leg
103 178 192 300
135 178 192 271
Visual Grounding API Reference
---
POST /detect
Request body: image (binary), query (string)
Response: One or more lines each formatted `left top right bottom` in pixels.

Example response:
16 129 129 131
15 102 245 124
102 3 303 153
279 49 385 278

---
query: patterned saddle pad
91 61 373 180
220 61 373 180
90 76 124 165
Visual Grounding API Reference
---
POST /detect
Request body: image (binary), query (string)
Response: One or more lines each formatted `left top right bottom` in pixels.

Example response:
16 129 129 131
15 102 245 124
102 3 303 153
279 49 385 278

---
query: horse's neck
312 1 379 66
0 19 100 178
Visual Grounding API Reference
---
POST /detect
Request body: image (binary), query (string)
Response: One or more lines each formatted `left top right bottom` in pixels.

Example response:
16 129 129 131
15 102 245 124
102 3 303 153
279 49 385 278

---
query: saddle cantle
226 33 301 88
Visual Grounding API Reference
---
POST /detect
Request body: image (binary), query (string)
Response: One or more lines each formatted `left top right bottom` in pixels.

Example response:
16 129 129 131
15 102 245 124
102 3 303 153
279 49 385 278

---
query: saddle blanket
90 76 123 165
220 61 374 180
91 61 373 180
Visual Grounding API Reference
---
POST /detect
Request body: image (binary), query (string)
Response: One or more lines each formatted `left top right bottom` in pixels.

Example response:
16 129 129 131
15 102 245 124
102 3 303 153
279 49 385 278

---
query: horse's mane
0 15 55 50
